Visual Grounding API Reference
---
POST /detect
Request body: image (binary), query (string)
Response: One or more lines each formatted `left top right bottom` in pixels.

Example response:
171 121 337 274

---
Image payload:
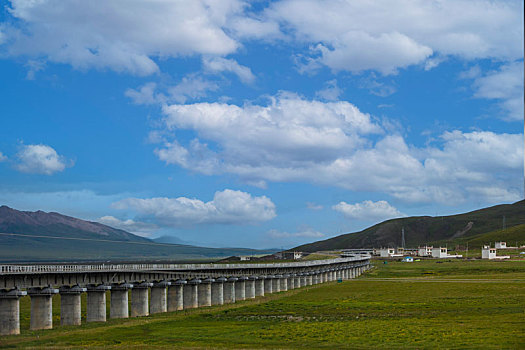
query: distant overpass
0 255 371 335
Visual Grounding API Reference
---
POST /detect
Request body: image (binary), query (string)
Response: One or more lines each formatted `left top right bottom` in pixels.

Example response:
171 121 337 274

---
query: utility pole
502 216 506 231
401 227 405 249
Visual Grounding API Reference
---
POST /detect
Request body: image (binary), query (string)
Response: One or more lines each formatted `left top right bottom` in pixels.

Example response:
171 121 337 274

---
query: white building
418 246 433 257
495 242 507 249
431 247 463 259
379 248 395 258
431 247 448 258
379 248 403 258
402 256 414 263
482 245 510 260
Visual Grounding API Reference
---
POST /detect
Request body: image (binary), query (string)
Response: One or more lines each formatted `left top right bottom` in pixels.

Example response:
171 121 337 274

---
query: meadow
1 259 523 349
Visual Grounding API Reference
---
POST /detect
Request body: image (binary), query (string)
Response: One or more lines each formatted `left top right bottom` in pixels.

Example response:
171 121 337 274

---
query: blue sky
0 0 523 249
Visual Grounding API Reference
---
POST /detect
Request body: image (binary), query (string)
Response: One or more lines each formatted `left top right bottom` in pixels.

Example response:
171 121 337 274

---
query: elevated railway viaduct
0 255 371 335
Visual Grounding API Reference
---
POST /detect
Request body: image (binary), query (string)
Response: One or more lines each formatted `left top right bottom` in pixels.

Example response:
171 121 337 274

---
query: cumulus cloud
112 189 276 227
315 79 342 101
267 228 325 239
3 0 244 75
267 0 523 73
471 61 524 121
98 216 157 237
203 57 256 84
333 200 404 221
151 93 523 205
15 144 69 175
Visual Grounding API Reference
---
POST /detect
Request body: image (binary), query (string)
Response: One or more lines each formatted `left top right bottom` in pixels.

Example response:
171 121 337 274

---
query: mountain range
0 206 276 262
295 200 525 252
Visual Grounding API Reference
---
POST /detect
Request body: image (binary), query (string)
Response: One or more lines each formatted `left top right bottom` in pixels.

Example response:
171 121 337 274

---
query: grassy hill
432 223 525 249
295 200 525 251
0 206 277 263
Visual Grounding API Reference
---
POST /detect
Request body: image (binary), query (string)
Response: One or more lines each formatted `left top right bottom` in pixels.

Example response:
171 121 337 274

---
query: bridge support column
212 277 226 305
28 286 59 330
255 276 265 297
87 285 110 322
264 276 274 294
246 277 257 299
280 274 289 291
151 281 170 314
0 288 26 335
306 273 313 286
198 278 214 307
131 282 152 317
59 285 86 326
235 276 247 301
168 280 185 311
272 275 281 292
223 277 237 304
288 274 295 289
294 274 301 288
110 283 133 319
301 273 308 287
183 279 200 309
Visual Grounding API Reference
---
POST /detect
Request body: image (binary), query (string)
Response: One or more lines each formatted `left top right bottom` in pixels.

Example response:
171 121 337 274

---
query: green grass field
1 259 524 349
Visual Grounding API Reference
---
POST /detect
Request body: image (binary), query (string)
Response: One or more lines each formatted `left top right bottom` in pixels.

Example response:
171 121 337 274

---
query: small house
495 242 507 249
402 256 414 263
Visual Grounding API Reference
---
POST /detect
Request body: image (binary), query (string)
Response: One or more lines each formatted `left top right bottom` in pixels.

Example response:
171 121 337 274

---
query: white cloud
267 228 325 239
267 0 523 73
333 200 404 221
98 216 157 237
3 0 244 75
152 93 523 205
15 144 69 175
112 189 276 227
126 75 219 105
0 152 6 162
471 61 524 121
168 75 219 104
315 79 342 101
203 57 255 84
306 202 323 210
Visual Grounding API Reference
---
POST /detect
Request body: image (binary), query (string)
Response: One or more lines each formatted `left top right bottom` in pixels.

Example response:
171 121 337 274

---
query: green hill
432 223 525 249
294 200 525 251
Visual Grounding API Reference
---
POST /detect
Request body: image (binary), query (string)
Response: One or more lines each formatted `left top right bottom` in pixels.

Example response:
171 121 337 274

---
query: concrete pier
294 274 301 288
235 276 247 301
198 278 214 307
246 276 257 299
0 288 26 335
306 273 313 286
151 281 170 314
255 276 265 297
59 285 86 326
272 275 281 292
288 274 295 289
322 270 328 283
28 286 59 330
87 284 110 323
167 279 186 312
280 274 289 291
110 282 133 319
183 279 200 309
131 282 153 317
211 277 226 305
223 277 237 304
264 275 274 294
300 273 307 287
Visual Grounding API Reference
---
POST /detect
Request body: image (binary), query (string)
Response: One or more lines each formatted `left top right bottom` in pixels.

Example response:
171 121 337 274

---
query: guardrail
0 256 370 274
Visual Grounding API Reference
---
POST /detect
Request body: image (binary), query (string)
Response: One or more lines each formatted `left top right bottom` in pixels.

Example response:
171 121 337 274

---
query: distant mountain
0 205 149 242
0 205 277 262
294 200 525 252
153 235 191 245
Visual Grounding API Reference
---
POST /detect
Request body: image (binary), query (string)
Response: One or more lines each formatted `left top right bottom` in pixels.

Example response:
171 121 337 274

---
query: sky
0 0 523 249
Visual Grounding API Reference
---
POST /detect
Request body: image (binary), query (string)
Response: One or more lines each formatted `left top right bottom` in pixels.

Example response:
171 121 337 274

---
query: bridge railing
0 256 370 275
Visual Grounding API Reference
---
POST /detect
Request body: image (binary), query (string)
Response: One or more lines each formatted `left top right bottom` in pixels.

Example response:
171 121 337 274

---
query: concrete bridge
0 255 371 335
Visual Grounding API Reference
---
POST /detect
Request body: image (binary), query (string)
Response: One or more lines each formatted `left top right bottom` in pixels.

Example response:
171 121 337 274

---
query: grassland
1 259 523 349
